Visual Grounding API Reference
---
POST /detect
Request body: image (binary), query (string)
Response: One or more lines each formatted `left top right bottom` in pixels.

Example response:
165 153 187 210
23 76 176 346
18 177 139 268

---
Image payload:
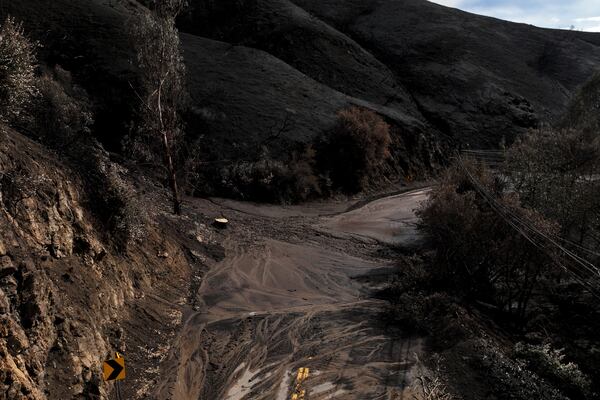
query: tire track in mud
154 189 430 399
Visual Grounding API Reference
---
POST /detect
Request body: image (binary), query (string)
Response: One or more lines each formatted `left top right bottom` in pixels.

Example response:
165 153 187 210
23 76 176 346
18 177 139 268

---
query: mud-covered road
153 188 430 400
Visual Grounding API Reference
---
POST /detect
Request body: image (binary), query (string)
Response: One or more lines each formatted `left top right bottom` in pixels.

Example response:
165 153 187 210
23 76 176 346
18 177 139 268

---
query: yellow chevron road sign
103 352 126 381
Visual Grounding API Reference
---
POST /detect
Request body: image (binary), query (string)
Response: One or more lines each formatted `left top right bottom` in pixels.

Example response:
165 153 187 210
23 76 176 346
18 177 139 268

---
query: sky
428 0 600 32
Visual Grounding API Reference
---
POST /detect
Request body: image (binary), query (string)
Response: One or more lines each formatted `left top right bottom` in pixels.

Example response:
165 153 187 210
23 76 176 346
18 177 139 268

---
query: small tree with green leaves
0 16 37 123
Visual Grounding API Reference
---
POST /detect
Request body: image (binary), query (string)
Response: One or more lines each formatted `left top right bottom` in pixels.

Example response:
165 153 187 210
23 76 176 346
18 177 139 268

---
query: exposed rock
0 127 220 399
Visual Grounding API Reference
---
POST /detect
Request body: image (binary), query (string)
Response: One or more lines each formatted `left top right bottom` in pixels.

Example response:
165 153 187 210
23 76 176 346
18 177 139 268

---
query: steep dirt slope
0 126 220 399
183 34 441 174
178 0 420 115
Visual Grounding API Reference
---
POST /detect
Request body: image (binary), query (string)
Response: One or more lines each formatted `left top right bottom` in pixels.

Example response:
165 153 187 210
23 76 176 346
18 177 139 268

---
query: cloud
429 0 466 7
428 0 600 32
575 16 600 22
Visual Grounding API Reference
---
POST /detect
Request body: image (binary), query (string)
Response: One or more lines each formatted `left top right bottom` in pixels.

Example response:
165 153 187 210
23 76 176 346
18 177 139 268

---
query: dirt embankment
0 127 222 399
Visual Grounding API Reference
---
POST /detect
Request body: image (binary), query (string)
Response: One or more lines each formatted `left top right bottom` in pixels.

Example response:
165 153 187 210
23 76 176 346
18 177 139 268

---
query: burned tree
130 0 186 214
0 16 37 123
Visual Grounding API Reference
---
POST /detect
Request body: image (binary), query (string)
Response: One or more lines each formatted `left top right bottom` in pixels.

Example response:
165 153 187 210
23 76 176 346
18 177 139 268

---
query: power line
455 154 600 299
460 151 600 258
460 161 600 288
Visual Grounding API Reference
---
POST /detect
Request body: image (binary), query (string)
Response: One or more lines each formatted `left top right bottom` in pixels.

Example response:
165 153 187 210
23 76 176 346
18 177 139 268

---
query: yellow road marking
296 367 309 382
291 368 309 399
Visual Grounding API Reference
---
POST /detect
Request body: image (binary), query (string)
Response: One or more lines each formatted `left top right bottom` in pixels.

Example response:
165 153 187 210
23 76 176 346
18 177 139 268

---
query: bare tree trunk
162 130 181 214
157 78 181 215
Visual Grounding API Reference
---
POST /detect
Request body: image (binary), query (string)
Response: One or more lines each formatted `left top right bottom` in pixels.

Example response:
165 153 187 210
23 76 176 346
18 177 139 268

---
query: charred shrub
285 145 322 201
62 140 146 252
416 161 558 321
319 106 391 193
99 163 145 250
515 343 592 399
382 255 468 346
0 16 37 123
219 153 288 201
30 66 94 145
563 72 600 134
84 153 145 252
188 107 392 202
217 146 320 203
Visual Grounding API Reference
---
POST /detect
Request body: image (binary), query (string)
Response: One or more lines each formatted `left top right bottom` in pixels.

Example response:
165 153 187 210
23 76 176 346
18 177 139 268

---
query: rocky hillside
0 126 221 399
2 0 599 178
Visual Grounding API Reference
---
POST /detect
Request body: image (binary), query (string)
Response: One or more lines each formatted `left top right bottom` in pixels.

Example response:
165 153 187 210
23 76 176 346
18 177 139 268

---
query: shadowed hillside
3 0 600 176
291 0 600 145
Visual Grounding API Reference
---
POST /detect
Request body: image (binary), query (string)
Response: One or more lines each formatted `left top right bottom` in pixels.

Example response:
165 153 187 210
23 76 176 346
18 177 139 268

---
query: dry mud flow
153 189 430 399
